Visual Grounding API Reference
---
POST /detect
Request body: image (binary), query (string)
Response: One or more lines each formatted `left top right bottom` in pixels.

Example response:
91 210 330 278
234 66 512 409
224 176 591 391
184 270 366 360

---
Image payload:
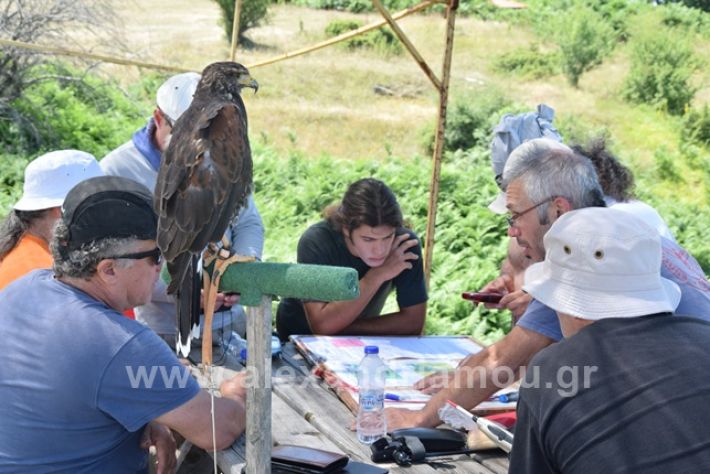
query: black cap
60 176 158 251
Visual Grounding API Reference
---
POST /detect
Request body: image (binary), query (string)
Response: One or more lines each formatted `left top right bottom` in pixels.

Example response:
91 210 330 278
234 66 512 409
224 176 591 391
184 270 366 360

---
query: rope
0 39 190 73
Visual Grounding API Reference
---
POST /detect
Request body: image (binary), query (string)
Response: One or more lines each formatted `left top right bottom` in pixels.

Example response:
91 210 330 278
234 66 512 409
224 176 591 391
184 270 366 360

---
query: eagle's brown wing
155 98 253 293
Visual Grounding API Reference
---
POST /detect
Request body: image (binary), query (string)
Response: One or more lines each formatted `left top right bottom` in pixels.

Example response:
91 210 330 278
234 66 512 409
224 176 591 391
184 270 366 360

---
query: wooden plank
245 297 273 473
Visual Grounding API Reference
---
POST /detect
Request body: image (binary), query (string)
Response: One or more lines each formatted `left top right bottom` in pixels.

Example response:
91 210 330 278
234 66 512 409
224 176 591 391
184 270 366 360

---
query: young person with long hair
276 178 428 340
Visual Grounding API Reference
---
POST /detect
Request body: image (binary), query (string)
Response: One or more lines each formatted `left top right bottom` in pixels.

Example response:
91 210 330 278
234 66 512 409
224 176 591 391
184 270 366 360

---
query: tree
555 7 615 88
0 0 117 150
212 0 269 43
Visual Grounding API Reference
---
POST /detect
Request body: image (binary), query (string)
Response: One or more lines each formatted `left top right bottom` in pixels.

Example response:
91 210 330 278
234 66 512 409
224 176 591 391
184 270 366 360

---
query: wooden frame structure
230 0 459 285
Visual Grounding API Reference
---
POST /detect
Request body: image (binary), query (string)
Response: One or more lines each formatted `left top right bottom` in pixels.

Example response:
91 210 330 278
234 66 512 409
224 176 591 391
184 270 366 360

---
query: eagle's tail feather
174 254 201 358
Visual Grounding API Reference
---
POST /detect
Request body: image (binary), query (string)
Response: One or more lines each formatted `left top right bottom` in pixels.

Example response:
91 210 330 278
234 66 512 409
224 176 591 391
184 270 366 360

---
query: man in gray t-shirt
101 72 264 346
510 207 710 473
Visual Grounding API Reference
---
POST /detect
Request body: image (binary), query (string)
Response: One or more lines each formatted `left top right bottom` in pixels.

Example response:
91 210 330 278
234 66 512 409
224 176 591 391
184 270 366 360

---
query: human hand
384 407 425 431
200 291 240 310
220 371 248 402
476 274 530 319
414 370 454 395
373 233 419 281
499 290 532 320
141 422 177 474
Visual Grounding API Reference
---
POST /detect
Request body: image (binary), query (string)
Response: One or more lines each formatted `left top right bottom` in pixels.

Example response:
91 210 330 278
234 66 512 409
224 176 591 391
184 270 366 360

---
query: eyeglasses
110 247 162 266
506 196 556 227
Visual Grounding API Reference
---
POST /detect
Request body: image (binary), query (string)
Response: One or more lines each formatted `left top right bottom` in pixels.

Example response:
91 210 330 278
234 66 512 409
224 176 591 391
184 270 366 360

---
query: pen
384 393 428 402
446 400 514 453
488 391 518 403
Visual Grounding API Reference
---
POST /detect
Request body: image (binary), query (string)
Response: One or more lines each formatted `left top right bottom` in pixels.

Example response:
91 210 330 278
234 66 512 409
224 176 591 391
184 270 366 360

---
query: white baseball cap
14 150 104 211
155 72 201 123
523 207 681 321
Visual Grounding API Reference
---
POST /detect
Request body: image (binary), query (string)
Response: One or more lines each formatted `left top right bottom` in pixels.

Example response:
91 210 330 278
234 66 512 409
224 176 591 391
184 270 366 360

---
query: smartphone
461 291 503 304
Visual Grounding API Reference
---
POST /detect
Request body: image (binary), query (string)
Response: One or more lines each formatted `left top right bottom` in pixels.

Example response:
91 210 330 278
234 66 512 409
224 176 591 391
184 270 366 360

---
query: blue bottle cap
364 345 379 354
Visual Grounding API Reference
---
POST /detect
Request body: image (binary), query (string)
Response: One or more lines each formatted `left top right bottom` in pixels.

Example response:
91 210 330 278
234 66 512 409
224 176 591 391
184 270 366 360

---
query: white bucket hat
14 150 103 212
523 207 681 320
488 105 563 214
156 72 201 123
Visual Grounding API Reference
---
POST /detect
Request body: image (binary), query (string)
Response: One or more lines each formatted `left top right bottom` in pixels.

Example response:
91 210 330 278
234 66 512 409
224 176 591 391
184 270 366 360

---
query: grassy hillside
2 0 708 340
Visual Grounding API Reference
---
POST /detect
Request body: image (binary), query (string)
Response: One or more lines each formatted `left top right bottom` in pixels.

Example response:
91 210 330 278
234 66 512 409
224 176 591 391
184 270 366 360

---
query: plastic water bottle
222 331 247 361
356 345 387 444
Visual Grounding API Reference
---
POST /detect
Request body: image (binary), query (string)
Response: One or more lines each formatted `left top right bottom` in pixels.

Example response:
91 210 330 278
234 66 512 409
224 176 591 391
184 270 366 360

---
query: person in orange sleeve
0 150 103 290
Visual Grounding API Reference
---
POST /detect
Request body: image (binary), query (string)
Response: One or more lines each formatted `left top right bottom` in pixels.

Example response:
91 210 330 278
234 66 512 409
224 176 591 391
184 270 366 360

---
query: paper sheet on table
291 335 518 412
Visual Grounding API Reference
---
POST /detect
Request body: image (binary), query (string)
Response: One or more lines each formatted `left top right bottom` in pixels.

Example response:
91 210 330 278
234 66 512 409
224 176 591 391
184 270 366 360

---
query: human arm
154 388 246 451
384 325 554 430
469 238 532 321
229 194 264 259
305 233 421 334
508 396 557 474
99 330 244 452
335 302 426 335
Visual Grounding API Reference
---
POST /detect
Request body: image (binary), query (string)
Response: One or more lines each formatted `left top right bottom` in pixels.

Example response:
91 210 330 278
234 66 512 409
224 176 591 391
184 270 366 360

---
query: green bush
555 6 615 87
493 45 560 79
324 19 402 55
682 105 710 147
212 0 269 41
0 154 30 215
420 90 514 154
664 0 710 13
622 29 698 115
0 63 149 158
527 0 639 43
653 147 684 183
661 2 710 34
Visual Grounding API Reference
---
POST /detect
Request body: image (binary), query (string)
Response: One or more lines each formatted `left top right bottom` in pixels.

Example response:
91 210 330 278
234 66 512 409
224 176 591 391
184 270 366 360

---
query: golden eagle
154 61 258 357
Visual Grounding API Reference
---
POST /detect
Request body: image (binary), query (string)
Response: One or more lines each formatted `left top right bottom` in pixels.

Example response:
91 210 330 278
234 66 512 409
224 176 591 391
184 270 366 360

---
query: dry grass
94 0 708 168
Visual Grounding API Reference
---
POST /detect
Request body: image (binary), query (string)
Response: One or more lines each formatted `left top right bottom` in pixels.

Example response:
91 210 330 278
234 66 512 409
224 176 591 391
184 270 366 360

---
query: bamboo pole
246 0 443 69
229 0 242 61
371 0 441 90
423 0 457 285
0 39 190 73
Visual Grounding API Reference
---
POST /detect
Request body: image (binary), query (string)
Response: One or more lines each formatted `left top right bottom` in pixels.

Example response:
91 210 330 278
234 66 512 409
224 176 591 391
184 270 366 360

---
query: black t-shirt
276 220 427 341
509 313 710 474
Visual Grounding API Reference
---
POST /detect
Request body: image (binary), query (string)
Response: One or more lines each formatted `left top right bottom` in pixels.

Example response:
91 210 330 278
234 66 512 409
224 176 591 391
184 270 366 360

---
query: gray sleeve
229 194 264 259
508 397 557 474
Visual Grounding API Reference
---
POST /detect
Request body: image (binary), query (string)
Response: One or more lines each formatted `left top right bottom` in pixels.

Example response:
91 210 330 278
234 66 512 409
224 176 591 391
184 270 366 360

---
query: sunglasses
110 247 162 266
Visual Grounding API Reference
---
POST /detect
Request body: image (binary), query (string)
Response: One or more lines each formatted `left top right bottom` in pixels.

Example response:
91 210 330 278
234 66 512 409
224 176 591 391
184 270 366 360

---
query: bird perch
196 261 359 473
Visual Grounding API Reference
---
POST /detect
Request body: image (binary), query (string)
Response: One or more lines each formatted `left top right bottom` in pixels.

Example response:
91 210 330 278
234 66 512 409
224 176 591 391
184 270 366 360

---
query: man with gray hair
510 207 710 472
0 176 247 472
102 72 264 347
385 138 710 430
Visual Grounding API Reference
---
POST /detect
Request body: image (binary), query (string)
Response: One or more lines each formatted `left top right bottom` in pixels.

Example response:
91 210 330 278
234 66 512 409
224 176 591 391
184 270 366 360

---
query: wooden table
202 342 510 474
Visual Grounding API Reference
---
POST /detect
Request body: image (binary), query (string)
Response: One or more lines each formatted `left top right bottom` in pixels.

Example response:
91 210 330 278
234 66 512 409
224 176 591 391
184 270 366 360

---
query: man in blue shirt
385 138 710 430
0 176 247 472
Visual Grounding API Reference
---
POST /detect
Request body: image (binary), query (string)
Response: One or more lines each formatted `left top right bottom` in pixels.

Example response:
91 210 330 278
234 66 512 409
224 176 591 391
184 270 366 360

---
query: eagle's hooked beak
239 74 259 94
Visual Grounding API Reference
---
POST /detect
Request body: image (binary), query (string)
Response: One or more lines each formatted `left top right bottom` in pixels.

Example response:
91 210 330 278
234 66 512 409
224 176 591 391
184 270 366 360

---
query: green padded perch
162 262 360 307
218 262 360 306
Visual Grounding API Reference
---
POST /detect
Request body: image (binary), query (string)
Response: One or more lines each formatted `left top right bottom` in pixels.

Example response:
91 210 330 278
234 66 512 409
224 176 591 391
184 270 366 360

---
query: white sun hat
523 207 681 320
14 150 103 212
156 72 201 123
